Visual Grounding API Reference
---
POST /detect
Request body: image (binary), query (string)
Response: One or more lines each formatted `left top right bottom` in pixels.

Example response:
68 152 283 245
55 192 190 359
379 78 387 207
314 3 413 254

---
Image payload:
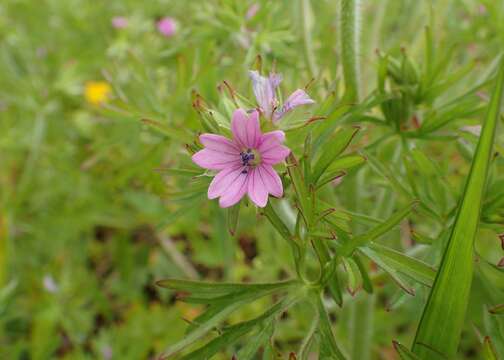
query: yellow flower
84 81 111 105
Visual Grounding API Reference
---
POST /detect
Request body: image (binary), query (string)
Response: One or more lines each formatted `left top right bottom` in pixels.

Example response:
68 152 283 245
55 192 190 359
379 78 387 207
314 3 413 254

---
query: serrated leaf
412 59 504 359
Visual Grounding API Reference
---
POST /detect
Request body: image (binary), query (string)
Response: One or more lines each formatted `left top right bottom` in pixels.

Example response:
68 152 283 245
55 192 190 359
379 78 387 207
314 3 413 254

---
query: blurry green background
1 0 503 359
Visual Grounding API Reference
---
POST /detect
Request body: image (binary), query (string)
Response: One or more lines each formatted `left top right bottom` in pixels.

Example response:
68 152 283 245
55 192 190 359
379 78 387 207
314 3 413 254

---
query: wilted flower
157 17 177 37
84 81 111 105
192 109 290 208
111 16 128 29
249 70 315 122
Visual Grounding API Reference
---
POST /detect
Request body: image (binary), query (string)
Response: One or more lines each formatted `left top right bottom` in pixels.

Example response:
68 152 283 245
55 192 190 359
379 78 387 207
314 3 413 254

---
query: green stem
340 0 361 102
300 0 318 77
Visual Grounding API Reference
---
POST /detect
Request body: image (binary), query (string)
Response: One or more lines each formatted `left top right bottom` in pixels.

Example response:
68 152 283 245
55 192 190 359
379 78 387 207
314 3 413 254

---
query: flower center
239 148 261 174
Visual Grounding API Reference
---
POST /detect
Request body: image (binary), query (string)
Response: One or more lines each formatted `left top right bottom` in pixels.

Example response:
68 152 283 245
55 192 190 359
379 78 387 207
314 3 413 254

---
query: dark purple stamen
239 149 255 175
240 149 254 166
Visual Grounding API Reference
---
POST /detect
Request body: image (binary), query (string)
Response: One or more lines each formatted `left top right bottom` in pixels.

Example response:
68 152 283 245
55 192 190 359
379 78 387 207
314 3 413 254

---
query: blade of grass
412 60 504 359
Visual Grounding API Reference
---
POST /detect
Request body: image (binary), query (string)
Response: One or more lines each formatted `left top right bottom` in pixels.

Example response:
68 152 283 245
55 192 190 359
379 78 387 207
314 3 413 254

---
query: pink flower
249 70 315 122
246 3 260 20
157 17 177 37
192 109 290 208
111 16 128 29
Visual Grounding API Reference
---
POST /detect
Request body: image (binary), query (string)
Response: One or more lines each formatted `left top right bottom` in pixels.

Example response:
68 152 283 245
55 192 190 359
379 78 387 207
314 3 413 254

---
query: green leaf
393 341 421 360
340 201 418 255
227 203 240 236
311 127 360 184
317 154 366 189
316 296 347 359
341 257 362 295
180 296 295 360
159 281 297 357
156 278 298 301
287 154 313 225
412 59 504 359
483 337 498 360
353 255 373 294
236 321 275 360
365 243 436 287
358 247 415 296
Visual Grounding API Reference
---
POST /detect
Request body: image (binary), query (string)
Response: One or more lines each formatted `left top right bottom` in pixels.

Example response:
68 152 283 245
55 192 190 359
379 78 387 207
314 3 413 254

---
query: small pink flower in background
157 17 177 37
246 3 260 20
192 109 290 208
43 275 59 293
111 16 128 29
249 71 315 122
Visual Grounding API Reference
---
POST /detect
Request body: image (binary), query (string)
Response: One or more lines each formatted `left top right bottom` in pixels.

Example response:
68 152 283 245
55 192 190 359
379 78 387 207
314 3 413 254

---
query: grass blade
412 60 504 358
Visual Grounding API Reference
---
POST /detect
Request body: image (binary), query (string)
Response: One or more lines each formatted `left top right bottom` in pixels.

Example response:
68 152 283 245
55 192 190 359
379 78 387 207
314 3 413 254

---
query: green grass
1 0 504 359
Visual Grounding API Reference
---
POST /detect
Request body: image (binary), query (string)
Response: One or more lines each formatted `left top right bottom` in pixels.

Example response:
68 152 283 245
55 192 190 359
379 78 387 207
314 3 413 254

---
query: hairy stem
340 0 361 102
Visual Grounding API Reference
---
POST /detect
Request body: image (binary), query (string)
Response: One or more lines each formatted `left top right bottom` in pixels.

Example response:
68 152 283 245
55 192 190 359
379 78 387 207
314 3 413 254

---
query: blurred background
1 0 503 359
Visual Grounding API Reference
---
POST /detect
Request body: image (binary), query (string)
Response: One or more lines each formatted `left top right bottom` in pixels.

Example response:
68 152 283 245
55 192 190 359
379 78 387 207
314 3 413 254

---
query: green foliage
412 59 504 359
1 0 504 359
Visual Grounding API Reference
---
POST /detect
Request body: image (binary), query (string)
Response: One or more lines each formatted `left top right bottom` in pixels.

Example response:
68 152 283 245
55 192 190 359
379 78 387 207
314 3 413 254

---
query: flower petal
258 131 286 153
261 145 290 165
218 170 249 208
207 165 242 199
273 89 315 122
231 109 260 148
247 168 268 207
231 109 249 148
192 149 240 170
258 165 283 197
199 134 239 154
249 71 279 118
245 110 261 148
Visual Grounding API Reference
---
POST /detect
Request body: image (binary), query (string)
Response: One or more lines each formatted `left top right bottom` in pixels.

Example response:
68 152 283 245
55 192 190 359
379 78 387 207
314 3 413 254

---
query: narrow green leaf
236 321 275 360
311 127 360 184
358 247 415 296
156 278 297 300
180 296 294 360
353 255 373 294
412 59 504 359
287 154 313 225
262 201 301 262
340 201 418 255
342 257 362 295
483 337 498 360
366 243 436 287
227 203 240 236
393 341 421 360
316 296 347 359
